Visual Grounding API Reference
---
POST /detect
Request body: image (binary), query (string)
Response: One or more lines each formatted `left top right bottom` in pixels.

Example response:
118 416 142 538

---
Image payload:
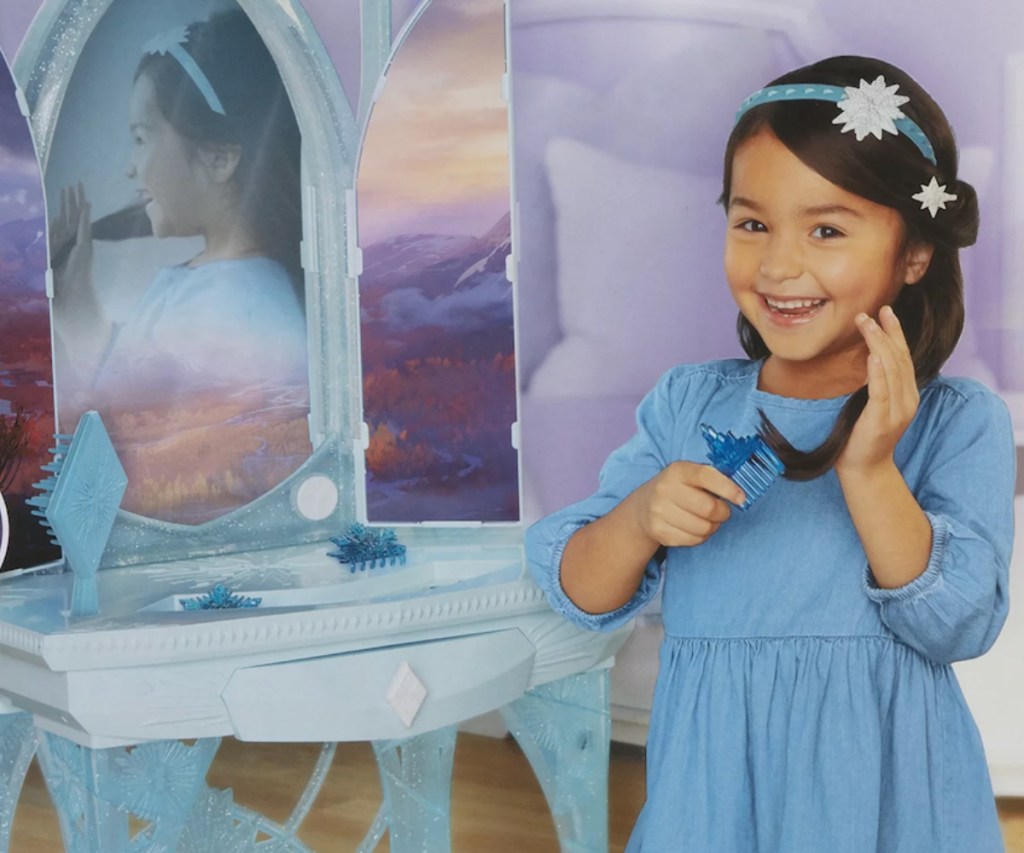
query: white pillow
528 137 740 397
512 74 602 382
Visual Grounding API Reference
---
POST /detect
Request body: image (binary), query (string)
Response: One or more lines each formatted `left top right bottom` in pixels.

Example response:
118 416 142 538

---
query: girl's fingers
879 305 911 358
865 352 889 419
692 464 746 508
76 196 90 243
880 307 919 402
858 312 910 419
655 509 722 547
876 306 919 416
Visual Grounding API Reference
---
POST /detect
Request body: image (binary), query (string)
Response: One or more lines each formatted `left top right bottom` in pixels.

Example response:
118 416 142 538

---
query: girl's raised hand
838 305 919 474
627 461 745 548
50 183 93 295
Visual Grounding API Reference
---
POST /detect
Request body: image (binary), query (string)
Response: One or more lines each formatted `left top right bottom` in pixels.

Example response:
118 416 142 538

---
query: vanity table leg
36 734 220 852
0 713 36 853
500 669 611 853
372 725 458 853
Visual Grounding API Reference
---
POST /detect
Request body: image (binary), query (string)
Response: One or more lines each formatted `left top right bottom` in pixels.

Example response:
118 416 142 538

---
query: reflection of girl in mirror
52 9 309 525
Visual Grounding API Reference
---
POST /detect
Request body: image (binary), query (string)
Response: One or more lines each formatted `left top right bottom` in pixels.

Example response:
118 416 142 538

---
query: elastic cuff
549 518 643 630
864 511 948 603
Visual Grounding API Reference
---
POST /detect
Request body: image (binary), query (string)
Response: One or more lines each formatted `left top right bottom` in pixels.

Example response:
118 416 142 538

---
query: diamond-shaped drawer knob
386 662 428 728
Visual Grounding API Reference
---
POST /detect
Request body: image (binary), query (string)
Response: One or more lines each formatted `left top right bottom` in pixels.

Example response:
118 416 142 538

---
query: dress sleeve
864 388 1016 664
525 369 685 631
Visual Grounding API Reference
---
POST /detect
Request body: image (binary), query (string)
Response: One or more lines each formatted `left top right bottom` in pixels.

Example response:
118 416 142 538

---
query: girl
527 55 1014 851
51 9 309 524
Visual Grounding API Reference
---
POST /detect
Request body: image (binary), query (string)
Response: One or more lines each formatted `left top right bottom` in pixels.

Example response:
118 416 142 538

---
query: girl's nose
125 160 136 180
758 236 801 283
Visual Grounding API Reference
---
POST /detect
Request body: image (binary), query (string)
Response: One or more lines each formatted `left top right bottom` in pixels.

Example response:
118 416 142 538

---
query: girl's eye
812 225 843 239
737 219 767 233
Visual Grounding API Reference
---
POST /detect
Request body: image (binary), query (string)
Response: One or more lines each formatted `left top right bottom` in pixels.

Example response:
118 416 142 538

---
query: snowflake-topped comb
735 76 937 166
700 423 784 510
142 26 225 116
328 524 407 573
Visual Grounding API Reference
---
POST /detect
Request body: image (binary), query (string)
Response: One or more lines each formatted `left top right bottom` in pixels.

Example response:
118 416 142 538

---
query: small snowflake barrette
142 26 226 116
912 176 958 218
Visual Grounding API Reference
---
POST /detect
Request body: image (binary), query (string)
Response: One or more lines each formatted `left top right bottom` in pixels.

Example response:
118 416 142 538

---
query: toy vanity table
0 0 631 850
0 534 627 852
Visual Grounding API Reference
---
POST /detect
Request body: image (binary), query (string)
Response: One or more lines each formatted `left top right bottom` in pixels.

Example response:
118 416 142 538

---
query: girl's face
724 130 928 392
126 74 206 238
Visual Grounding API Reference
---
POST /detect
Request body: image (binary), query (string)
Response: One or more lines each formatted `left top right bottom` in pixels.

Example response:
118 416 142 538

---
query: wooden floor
9 735 1024 851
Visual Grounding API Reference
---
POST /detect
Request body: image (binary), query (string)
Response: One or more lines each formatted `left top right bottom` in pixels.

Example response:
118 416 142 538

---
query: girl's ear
903 242 934 285
196 143 243 185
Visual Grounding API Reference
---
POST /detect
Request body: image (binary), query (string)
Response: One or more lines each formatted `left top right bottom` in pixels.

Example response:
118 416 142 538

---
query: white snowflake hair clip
735 75 956 217
142 26 226 116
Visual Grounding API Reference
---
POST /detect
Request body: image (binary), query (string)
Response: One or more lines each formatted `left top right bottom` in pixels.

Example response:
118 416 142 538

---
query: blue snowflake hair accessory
735 76 957 216
181 584 262 610
142 26 226 116
328 524 407 573
700 423 785 510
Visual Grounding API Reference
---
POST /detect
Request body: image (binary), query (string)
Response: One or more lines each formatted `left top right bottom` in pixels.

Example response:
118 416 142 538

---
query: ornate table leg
36 734 219 852
372 725 458 853
0 713 37 853
500 670 611 853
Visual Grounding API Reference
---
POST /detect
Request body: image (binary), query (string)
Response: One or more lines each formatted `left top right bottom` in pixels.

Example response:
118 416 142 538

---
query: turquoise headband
734 75 958 218
142 27 226 116
735 76 937 166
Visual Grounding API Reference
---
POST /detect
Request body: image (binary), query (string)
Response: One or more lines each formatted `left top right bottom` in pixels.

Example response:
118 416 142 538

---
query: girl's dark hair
722 56 978 480
135 10 302 282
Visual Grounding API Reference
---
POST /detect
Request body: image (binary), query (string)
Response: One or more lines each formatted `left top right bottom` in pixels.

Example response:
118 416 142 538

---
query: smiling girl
527 56 1014 851
51 9 308 523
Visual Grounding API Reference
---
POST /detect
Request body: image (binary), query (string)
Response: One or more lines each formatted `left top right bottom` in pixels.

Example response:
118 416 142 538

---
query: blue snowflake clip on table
701 422 785 510
327 523 407 572
27 412 127 617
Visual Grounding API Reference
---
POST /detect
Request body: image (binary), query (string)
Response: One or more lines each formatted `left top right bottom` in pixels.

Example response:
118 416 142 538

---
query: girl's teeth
766 297 824 309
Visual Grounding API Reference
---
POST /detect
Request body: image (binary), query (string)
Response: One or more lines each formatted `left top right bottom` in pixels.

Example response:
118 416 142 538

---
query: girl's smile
724 130 931 397
760 294 827 325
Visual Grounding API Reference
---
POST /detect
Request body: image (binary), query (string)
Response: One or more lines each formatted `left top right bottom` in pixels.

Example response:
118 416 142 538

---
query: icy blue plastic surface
373 726 458 852
0 715 36 852
37 734 218 852
501 670 610 853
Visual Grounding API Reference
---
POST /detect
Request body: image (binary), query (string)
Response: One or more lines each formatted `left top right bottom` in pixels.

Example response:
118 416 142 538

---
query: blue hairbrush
700 423 784 510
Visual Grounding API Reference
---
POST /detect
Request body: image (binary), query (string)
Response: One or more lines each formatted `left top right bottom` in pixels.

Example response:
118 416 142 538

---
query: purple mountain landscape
359 211 518 522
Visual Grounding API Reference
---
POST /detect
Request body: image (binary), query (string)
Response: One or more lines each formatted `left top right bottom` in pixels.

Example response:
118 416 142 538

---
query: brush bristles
732 445 785 509
27 433 72 533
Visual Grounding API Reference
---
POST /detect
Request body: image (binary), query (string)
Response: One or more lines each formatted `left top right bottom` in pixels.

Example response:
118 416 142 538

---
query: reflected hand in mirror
50 182 112 390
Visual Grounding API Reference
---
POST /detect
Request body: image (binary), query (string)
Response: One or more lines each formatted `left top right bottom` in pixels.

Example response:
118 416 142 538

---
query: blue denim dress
526 359 1014 852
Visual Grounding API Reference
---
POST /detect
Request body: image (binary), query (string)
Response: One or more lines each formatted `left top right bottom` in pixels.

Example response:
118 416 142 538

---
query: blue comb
700 423 784 510
327 523 407 573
